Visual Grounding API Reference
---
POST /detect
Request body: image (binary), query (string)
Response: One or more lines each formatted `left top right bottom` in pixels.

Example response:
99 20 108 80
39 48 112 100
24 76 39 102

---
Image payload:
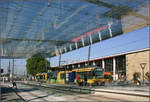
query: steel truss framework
0 0 149 58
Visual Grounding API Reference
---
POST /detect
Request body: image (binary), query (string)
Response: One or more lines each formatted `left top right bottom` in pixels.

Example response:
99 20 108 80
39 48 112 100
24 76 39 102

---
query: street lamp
140 63 146 85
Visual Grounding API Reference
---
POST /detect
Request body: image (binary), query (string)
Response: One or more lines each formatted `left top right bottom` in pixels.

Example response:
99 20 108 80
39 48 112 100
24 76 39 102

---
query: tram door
69 71 75 83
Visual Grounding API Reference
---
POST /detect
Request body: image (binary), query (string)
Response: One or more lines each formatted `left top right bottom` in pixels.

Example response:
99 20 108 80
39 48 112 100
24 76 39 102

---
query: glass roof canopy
0 0 149 58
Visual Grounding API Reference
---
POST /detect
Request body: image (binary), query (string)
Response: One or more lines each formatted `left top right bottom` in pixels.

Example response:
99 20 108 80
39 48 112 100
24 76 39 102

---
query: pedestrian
137 77 141 86
12 80 17 89
76 74 79 85
84 75 87 86
78 75 81 86
120 73 125 83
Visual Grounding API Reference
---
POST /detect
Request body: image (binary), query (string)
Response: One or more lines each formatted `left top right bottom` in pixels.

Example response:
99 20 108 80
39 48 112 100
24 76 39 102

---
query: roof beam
86 0 114 8
86 0 149 21
0 37 73 45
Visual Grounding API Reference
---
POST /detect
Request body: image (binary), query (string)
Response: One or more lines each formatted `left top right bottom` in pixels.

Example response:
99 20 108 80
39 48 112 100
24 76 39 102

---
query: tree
133 72 141 80
26 54 50 76
145 72 150 82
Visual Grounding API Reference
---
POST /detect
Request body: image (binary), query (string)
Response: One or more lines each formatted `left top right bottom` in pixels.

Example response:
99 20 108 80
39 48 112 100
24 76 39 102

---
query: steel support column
0 46 1 101
64 47 67 53
93 61 96 66
98 31 102 41
70 44 72 51
81 38 85 46
108 22 113 37
88 45 91 66
102 59 105 70
78 64 80 68
0 48 1 83
75 42 78 49
89 35 93 44
85 63 87 66
59 49 62 54
12 58 14 80
59 54 61 67
8 61 10 81
59 49 62 67
113 57 116 80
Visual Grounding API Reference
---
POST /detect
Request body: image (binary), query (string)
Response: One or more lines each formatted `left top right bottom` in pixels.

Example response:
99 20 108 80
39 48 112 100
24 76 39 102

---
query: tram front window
104 75 109 79
95 71 104 78
60 74 65 79
87 71 95 79
47 72 57 79
95 68 104 78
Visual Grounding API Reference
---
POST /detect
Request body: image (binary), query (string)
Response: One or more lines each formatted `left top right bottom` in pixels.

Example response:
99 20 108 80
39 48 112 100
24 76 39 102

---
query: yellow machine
56 67 96 85
56 66 112 86
56 70 72 85
72 67 112 86
36 73 47 82
45 66 112 86
46 71 57 84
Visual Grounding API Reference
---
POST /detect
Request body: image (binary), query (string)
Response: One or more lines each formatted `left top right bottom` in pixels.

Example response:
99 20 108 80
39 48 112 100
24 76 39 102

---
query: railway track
19 82 94 94
15 82 149 102
16 83 123 101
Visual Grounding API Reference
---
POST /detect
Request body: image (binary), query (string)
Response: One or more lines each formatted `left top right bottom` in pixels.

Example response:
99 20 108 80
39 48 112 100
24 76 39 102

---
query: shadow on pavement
26 92 56 102
1 86 14 94
1 86 23 102
6 98 24 102
1 86 35 102
15 87 38 93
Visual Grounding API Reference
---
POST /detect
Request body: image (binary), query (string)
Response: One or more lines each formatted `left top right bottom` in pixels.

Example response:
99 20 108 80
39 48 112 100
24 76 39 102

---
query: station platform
94 86 149 97
1 83 24 102
23 81 149 97
1 81 149 102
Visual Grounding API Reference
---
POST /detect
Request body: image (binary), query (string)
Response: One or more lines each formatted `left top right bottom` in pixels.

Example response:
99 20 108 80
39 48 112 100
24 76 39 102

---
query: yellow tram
53 66 112 86
36 73 47 82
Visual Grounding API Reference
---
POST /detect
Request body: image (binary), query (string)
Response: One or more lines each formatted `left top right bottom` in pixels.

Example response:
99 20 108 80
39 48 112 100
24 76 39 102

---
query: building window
95 60 102 67
74 64 78 68
116 55 126 74
80 63 85 68
69 65 72 69
105 58 113 72
89 62 93 66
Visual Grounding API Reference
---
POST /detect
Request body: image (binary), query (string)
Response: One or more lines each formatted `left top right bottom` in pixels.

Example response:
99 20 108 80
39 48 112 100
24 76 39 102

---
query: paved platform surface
1 82 149 102
1 84 24 102
95 86 149 97
24 81 149 97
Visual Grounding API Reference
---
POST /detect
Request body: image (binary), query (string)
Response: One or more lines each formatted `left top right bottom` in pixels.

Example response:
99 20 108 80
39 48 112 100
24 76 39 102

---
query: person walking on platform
12 80 17 89
76 74 79 85
84 75 87 86
137 77 141 86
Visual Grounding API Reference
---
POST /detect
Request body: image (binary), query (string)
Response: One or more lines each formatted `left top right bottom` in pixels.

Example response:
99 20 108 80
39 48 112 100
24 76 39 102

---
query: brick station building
51 26 149 81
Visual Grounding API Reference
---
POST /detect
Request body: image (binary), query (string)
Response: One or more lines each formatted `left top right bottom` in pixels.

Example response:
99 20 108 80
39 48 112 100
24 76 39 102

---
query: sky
1 26 149 74
1 59 27 75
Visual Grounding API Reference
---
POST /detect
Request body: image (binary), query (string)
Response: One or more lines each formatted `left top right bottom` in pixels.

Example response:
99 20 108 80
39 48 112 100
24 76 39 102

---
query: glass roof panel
0 0 149 58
